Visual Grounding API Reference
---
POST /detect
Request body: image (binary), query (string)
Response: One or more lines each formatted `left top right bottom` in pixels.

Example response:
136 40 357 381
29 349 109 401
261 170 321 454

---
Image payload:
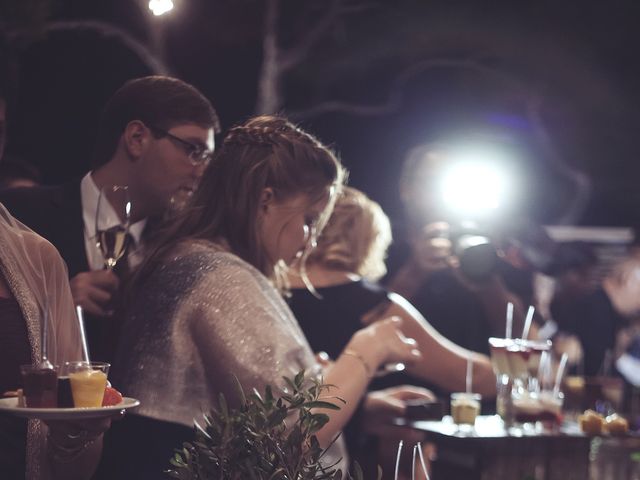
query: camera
454 233 500 282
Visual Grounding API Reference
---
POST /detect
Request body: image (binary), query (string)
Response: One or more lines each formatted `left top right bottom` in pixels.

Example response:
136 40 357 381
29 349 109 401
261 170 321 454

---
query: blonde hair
306 187 392 281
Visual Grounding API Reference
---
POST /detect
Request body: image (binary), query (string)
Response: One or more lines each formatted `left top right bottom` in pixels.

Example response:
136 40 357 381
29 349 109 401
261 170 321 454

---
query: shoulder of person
9 228 71 285
166 239 263 282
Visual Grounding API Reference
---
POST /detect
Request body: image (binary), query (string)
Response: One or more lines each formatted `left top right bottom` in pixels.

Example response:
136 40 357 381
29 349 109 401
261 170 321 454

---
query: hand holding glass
95 185 131 270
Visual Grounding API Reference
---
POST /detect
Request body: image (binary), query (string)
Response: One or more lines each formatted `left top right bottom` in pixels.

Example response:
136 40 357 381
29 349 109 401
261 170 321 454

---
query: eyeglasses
148 125 213 166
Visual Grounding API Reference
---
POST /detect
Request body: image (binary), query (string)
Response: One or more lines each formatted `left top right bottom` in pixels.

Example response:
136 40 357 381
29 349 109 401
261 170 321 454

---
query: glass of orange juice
66 361 109 407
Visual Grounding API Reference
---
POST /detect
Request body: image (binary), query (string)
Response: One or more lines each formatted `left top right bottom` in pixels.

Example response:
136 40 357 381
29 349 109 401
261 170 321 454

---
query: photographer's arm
362 294 497 397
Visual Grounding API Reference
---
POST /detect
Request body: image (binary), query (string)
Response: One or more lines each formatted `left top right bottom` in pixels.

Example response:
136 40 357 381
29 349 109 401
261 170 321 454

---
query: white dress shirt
80 172 147 271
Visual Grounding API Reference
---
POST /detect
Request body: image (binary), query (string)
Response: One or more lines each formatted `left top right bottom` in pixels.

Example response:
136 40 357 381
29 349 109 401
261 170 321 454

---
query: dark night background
2 0 639 232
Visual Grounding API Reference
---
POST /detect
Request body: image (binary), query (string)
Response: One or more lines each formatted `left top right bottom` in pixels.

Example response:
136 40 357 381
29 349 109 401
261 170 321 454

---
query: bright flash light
440 158 511 217
149 0 174 16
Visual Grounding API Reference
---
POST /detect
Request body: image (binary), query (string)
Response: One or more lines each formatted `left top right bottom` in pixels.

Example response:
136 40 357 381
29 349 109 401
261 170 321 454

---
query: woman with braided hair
104 115 421 478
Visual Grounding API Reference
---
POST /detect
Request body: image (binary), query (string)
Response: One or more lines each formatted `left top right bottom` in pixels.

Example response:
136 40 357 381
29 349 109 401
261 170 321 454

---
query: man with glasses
0 75 219 362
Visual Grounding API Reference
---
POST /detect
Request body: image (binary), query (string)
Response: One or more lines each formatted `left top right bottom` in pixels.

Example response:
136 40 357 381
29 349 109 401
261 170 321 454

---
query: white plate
0 397 140 420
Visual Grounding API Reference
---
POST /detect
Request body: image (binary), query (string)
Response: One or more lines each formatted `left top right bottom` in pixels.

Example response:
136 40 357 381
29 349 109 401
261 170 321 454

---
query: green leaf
303 400 341 410
232 374 247 405
294 369 306 388
166 370 366 480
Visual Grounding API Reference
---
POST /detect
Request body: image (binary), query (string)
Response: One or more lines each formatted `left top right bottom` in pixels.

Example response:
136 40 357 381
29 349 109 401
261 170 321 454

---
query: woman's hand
348 316 422 373
45 412 122 464
362 385 435 449
364 385 436 420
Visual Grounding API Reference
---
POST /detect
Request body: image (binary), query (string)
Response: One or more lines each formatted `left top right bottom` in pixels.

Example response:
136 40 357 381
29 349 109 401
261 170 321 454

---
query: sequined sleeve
115 240 318 427
186 250 317 406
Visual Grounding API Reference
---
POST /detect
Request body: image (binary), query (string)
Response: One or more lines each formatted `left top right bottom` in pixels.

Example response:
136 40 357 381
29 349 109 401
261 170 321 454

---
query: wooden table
400 415 591 480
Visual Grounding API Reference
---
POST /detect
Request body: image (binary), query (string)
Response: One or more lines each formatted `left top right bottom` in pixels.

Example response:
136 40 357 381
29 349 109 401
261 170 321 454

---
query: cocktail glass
66 361 109 407
518 338 552 392
513 389 564 432
20 364 58 408
451 392 481 434
488 337 514 377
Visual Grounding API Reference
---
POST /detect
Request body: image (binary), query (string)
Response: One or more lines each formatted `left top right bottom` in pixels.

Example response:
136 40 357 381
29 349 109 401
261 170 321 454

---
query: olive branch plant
167 370 378 480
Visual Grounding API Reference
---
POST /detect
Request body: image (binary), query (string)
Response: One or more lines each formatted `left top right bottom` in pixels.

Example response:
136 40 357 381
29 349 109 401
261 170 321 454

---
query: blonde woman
288 187 495 396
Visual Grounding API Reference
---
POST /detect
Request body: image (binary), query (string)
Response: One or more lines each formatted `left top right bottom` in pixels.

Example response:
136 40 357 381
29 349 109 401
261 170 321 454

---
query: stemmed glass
95 185 131 270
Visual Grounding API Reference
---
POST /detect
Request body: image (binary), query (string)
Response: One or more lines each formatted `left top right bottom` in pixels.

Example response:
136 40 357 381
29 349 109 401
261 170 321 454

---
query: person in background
0 156 42 188
548 241 599 334
386 144 527 354
0 203 112 479
564 256 640 376
287 187 494 478
288 187 495 395
0 75 219 363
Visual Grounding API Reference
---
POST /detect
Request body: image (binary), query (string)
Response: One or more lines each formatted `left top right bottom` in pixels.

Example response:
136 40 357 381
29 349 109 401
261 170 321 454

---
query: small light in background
149 0 174 16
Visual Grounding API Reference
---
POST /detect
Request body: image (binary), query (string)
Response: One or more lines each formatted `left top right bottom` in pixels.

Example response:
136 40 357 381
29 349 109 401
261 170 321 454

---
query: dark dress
0 297 31 479
288 279 424 476
289 278 431 396
289 279 389 360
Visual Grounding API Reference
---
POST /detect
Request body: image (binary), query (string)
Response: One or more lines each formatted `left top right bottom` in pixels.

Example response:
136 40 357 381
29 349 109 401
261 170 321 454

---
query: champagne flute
95 185 131 270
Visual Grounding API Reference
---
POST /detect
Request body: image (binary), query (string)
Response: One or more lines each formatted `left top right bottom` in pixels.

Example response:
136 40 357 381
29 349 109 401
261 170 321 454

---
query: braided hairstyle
135 115 346 286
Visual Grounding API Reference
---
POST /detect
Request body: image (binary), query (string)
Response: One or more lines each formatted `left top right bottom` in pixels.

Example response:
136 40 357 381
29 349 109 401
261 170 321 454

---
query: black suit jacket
0 180 89 277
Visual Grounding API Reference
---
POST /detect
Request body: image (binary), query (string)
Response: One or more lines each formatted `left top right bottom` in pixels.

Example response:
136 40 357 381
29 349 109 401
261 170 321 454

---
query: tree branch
289 57 524 120
279 0 343 72
255 0 282 114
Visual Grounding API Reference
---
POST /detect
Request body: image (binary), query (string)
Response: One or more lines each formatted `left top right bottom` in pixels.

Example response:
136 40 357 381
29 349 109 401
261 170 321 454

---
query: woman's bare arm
362 294 496 397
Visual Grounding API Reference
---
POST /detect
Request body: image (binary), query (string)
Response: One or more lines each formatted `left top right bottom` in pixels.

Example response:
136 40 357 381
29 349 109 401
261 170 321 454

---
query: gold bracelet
342 349 372 379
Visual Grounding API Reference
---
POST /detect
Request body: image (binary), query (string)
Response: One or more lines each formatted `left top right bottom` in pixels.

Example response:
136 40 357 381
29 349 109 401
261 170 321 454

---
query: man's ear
260 188 275 213
122 121 148 160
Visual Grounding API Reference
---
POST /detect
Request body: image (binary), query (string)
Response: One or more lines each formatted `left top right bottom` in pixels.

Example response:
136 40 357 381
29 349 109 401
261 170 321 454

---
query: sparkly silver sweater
113 239 347 468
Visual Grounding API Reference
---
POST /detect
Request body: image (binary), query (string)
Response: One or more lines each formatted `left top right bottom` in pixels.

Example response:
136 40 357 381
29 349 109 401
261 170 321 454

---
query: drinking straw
466 357 473 394
416 442 431 480
41 304 48 363
554 353 569 396
411 444 417 480
394 440 403 480
76 305 91 363
522 305 535 340
40 302 53 368
537 350 552 391
505 302 514 339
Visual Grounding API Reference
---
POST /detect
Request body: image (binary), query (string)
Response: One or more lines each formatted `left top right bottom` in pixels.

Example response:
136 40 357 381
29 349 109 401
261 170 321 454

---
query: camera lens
456 235 498 281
